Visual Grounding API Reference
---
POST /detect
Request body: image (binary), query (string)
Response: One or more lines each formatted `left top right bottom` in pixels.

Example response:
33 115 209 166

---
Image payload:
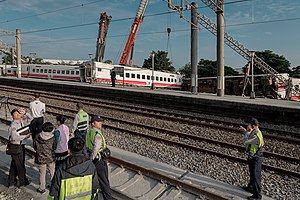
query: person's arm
72 114 80 134
244 135 259 145
54 130 60 146
48 169 62 200
11 127 28 142
91 134 102 160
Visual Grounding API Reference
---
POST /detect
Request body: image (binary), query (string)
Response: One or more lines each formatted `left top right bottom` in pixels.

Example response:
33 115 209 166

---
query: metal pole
16 29 21 78
217 0 224 96
88 54 93 84
151 53 155 90
191 2 198 94
250 52 255 99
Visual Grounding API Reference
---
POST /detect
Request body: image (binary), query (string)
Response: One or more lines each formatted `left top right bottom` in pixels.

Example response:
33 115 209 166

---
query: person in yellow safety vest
86 115 112 200
240 118 264 200
48 137 99 200
72 102 89 138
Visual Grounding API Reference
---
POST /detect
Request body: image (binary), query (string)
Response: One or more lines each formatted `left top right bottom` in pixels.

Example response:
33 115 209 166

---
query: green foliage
291 66 300 78
255 50 291 74
179 59 238 77
104 60 112 64
142 50 175 72
2 55 13 64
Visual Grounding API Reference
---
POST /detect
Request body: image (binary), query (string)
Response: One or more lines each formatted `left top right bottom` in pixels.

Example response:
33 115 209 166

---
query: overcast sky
0 0 299 70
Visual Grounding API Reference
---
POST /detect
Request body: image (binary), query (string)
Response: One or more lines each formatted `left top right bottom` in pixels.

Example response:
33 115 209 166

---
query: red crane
119 0 148 65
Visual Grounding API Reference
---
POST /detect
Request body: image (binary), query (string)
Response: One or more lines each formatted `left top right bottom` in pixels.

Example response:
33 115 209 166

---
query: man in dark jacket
34 122 56 193
48 137 99 200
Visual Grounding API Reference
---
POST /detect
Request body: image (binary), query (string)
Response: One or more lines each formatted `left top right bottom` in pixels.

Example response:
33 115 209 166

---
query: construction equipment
95 12 112 62
119 0 148 65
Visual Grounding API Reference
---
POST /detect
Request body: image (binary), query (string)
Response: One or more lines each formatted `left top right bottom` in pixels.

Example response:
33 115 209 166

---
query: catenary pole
217 0 224 96
16 29 21 78
191 2 198 94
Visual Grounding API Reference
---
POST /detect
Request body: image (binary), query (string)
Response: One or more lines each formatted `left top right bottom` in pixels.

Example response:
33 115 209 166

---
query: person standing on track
7 108 32 188
72 102 89 139
86 115 112 200
240 117 264 200
29 92 45 141
110 68 116 87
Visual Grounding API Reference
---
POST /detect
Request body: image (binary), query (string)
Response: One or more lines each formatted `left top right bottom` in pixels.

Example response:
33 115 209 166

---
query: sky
0 0 300 71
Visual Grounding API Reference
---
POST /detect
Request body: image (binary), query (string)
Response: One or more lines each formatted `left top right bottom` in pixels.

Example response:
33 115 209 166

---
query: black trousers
248 155 263 199
94 159 112 200
8 146 28 187
30 117 44 140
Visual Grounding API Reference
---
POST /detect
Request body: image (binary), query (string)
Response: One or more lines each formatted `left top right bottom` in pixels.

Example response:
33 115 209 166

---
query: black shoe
242 185 254 193
36 188 46 194
247 195 262 200
25 179 31 186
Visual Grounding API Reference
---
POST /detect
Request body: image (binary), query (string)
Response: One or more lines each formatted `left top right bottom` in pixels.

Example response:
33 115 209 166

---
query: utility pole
88 54 94 84
15 29 21 78
217 0 224 96
151 53 155 90
191 2 198 94
250 51 255 99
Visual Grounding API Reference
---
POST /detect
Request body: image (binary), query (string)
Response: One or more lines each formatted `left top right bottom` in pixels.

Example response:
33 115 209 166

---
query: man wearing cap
72 102 89 139
86 115 112 200
29 93 46 141
48 137 99 200
240 118 264 200
7 108 32 188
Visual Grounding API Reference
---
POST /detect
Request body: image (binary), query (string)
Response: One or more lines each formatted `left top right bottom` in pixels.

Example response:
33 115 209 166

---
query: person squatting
7 101 111 200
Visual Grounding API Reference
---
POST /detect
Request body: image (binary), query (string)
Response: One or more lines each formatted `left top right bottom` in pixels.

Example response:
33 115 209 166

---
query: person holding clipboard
7 108 32 188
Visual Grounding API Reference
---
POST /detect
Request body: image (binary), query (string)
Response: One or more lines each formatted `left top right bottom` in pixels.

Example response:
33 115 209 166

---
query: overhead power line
0 0 103 24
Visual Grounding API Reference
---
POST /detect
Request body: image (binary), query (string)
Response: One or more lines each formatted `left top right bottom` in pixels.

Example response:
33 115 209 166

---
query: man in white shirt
29 93 45 140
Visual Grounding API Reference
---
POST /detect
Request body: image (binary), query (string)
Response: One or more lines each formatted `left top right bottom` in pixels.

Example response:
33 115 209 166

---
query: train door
79 65 88 82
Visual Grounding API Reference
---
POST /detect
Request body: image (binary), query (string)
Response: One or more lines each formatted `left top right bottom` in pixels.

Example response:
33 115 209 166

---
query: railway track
0 135 228 200
0 85 299 142
1 98 300 179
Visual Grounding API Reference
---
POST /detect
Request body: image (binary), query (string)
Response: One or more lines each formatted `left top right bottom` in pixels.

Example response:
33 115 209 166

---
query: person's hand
240 126 246 132
18 109 26 115
26 133 32 138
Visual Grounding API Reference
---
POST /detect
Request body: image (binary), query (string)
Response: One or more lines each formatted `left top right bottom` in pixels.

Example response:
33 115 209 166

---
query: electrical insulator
167 27 171 37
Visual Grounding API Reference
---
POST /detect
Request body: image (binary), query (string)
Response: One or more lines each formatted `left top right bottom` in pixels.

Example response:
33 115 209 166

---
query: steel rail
1 85 299 143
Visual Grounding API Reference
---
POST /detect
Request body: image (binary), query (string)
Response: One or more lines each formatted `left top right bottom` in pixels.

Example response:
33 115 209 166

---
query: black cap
245 117 259 125
91 115 104 123
10 108 19 116
68 137 84 153
76 102 84 109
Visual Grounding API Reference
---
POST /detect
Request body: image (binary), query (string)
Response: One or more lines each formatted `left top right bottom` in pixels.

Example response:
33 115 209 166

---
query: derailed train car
182 74 300 100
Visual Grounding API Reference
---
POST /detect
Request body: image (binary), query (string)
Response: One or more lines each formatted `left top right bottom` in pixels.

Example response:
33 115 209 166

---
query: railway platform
0 119 274 200
0 76 299 126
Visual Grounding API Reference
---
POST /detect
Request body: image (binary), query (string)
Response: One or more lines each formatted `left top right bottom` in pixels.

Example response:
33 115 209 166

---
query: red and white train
0 62 183 89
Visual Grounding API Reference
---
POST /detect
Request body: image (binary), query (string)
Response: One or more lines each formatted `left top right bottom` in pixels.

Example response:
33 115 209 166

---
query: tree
2 54 13 64
291 66 300 78
255 50 291 74
179 59 238 77
104 60 112 64
142 50 175 72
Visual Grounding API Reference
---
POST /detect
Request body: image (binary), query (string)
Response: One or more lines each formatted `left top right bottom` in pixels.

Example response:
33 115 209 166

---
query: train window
44 69 47 73
40 69 44 73
66 70 70 74
8 70 11 73
57 70 60 74
160 77 162 81
164 77 166 82
62 70 65 74
168 78 170 82
49 69 52 73
171 78 173 82
175 79 177 83
53 70 56 73
71 71 74 75
147 75 150 80
97 68 101 72
36 69 40 73
76 71 79 75
119 73 123 77
131 74 135 78
32 69 36 72
142 75 145 79
126 73 129 78
156 76 159 81
137 74 140 79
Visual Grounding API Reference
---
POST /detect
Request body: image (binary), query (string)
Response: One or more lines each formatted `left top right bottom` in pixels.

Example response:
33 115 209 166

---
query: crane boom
95 12 112 62
119 0 148 65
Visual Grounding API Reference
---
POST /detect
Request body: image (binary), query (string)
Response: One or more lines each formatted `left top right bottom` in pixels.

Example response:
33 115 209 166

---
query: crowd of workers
7 93 112 200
